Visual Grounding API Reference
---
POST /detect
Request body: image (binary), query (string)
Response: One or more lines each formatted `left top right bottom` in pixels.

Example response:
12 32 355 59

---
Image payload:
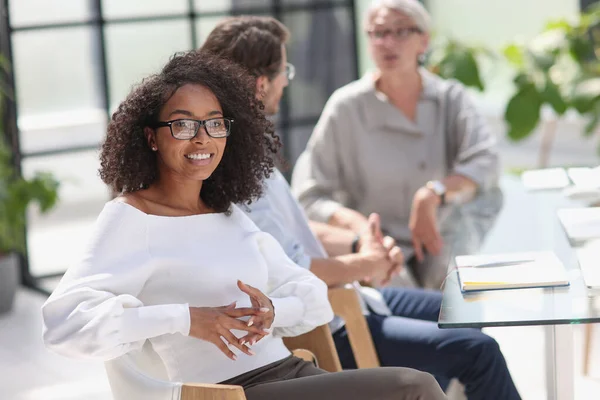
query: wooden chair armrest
283 324 342 372
291 349 318 366
181 383 246 400
328 287 380 369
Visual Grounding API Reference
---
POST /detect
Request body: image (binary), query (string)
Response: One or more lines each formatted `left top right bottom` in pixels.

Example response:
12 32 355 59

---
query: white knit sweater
42 201 333 384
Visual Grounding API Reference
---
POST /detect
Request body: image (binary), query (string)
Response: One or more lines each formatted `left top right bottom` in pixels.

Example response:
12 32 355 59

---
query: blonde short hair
365 0 431 34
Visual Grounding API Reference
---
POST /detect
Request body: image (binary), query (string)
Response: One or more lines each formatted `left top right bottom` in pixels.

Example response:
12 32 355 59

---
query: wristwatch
351 234 361 253
425 180 446 205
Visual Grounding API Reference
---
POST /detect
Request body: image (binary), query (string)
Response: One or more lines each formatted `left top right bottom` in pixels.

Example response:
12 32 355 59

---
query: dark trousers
222 355 447 400
332 287 521 400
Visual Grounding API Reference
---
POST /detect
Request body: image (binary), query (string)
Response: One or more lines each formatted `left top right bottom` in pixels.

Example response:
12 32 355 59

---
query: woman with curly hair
41 50 445 400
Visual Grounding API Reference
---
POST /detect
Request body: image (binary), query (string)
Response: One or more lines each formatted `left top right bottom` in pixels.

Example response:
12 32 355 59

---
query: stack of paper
567 167 600 188
575 240 600 289
557 208 600 244
521 168 570 191
455 251 569 292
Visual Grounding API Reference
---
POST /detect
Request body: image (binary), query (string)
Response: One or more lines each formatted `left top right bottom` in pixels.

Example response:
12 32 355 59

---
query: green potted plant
502 5 600 167
0 54 59 313
426 37 493 92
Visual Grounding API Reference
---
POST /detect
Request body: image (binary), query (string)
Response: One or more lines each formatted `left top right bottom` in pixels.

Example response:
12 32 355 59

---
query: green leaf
513 72 533 87
505 84 543 141
586 102 600 136
571 78 600 114
541 78 567 115
0 54 9 73
527 48 557 72
0 100 60 252
438 47 485 91
544 19 572 32
568 35 595 64
504 44 525 67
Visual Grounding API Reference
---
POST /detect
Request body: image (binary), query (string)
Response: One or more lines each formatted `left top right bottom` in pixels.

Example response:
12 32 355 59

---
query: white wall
427 0 580 48
427 0 580 111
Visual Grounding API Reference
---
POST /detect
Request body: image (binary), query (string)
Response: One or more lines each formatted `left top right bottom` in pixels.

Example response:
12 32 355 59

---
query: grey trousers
221 356 447 400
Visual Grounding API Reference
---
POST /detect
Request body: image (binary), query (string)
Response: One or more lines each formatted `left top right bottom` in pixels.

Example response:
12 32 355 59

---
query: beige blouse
291 69 499 243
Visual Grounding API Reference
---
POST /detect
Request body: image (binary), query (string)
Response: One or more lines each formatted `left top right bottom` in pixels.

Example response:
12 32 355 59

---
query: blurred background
0 0 599 399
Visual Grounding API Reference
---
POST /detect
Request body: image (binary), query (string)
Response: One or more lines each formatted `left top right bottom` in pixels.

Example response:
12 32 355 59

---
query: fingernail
248 349 256 356
232 354 237 361
251 339 256 346
263 328 271 333
240 339 246 345
259 307 270 313
247 319 254 327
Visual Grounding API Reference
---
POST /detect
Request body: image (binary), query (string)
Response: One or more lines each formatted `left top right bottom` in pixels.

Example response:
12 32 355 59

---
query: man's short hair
201 16 290 80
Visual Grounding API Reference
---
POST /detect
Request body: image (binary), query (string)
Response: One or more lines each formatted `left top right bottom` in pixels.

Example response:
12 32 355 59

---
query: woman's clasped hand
188 280 275 360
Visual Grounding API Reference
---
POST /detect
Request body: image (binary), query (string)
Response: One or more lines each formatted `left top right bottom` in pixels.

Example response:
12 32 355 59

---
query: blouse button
419 161 427 170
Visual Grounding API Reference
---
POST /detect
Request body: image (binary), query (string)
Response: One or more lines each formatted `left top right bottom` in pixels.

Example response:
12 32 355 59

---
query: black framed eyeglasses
151 117 234 140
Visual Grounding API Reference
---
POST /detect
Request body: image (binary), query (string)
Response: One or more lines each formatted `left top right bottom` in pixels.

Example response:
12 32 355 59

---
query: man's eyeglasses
284 62 296 80
367 27 422 41
151 117 234 140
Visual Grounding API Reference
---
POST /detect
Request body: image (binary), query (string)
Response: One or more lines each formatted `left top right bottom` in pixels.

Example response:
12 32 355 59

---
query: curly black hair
99 50 281 213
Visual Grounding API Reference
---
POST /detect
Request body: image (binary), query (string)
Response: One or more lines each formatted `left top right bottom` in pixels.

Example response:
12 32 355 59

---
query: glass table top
438 176 600 329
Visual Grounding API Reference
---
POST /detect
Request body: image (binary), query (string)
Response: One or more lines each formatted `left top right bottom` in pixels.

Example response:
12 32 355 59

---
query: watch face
428 180 446 195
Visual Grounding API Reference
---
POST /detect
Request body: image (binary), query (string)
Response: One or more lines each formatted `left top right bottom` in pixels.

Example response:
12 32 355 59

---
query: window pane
102 0 188 19
105 20 193 110
282 7 357 119
195 12 275 46
12 27 104 122
283 124 315 166
281 0 346 5
24 150 110 277
194 0 271 12
19 112 107 155
8 0 92 27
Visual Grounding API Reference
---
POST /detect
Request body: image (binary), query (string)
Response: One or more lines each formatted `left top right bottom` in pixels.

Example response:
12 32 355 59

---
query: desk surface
439 177 600 329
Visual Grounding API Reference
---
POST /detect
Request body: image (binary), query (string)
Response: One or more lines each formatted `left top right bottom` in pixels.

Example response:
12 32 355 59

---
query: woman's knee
384 368 447 399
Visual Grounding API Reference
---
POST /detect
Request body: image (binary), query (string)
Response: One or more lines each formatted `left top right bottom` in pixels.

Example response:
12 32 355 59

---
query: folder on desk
575 240 600 289
557 207 600 244
521 168 570 191
455 251 569 292
567 166 600 188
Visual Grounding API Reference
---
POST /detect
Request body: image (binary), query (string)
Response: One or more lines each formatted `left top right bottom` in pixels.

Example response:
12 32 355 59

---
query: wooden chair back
327 287 380 369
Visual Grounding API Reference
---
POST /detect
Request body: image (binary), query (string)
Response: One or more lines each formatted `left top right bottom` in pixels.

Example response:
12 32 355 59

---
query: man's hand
409 186 443 263
358 214 403 286
381 236 404 285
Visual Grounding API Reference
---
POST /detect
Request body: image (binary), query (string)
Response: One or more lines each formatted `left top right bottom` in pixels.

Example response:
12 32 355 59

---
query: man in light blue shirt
202 15 520 400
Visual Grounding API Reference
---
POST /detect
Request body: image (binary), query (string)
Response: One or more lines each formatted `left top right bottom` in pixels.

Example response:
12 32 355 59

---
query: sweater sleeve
255 232 333 338
243 174 311 269
447 83 500 191
291 93 349 223
41 202 190 360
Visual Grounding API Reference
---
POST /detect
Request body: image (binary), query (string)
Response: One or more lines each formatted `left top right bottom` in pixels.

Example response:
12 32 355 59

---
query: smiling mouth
185 153 213 160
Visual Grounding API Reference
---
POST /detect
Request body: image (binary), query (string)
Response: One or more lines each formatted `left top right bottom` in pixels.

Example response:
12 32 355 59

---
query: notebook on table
575 240 600 289
557 207 600 244
455 251 569 293
521 168 570 191
567 167 600 188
